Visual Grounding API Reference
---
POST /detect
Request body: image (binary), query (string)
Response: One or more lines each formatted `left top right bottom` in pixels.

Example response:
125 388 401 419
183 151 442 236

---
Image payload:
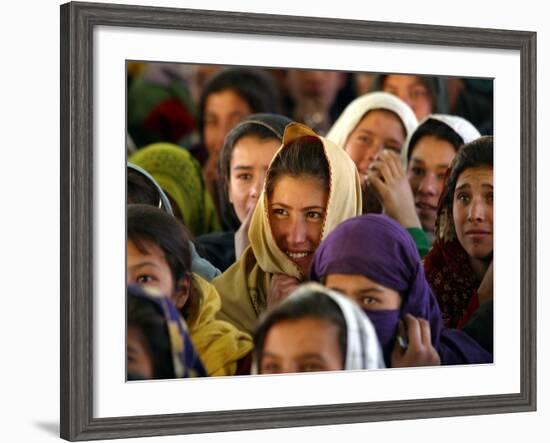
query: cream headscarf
326 91 418 164
213 123 362 335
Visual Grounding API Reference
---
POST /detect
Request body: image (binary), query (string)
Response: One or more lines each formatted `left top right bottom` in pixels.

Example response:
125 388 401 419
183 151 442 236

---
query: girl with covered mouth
212 123 362 335
310 214 492 367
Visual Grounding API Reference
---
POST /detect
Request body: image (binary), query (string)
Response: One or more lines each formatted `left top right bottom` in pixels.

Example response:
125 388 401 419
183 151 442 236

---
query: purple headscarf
310 214 492 366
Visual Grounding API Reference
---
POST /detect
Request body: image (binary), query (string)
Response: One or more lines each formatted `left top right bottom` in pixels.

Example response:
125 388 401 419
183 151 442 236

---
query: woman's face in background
268 175 329 277
344 109 406 183
259 317 344 374
382 74 434 121
407 135 457 233
229 135 281 223
452 165 494 261
203 89 252 159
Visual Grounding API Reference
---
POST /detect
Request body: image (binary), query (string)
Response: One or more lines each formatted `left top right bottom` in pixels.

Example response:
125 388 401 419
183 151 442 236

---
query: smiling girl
212 123 362 335
195 113 292 271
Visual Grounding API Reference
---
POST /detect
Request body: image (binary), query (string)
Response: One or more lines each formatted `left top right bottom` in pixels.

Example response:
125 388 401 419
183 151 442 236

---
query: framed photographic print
60 1 536 441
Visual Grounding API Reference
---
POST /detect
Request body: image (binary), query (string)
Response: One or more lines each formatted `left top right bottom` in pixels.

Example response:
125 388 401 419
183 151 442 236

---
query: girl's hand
391 314 441 367
268 274 300 308
367 150 422 229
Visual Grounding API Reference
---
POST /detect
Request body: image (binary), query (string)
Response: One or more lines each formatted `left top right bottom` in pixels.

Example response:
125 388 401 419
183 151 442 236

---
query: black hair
127 163 173 214
439 136 493 216
127 286 175 379
407 118 465 162
253 288 347 370
127 167 162 207
197 68 282 138
265 135 330 198
217 114 292 229
127 204 200 321
379 74 448 114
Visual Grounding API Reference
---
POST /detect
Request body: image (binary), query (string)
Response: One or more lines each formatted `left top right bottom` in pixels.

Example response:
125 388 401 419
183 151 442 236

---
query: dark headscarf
128 284 207 379
310 214 492 366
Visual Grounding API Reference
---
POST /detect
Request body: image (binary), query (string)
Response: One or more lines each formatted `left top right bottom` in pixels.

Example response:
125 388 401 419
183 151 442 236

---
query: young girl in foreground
253 283 385 374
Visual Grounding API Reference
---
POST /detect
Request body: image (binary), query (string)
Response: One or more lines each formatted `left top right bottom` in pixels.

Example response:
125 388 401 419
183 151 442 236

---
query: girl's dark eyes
410 88 428 99
360 296 377 306
260 362 280 373
357 135 372 145
136 275 154 284
455 193 471 203
273 208 287 215
236 173 252 181
306 211 323 220
384 146 401 155
411 167 424 176
299 362 325 372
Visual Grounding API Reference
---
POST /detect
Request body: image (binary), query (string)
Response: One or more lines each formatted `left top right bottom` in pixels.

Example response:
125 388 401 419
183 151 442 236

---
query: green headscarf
129 143 221 236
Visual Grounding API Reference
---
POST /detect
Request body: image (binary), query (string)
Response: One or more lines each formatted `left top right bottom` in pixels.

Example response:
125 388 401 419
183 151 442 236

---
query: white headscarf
404 113 481 163
252 282 385 373
318 284 386 370
326 91 418 164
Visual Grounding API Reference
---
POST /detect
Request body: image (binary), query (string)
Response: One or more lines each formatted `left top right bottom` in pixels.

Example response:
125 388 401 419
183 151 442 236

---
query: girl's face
268 175 329 277
203 89 252 159
382 74 433 121
127 239 190 309
229 135 281 223
452 166 494 260
259 317 343 374
324 273 402 311
127 325 154 380
344 110 406 180
407 135 457 233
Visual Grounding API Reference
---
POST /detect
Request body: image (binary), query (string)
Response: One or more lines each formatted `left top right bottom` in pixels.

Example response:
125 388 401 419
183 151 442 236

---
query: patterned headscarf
127 284 207 379
129 143 221 236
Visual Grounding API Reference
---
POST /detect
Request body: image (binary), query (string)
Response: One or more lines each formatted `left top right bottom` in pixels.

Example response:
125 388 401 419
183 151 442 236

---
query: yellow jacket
188 274 253 376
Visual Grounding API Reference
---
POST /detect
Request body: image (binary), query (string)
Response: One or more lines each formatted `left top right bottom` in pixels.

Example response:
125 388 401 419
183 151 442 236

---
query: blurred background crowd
125 61 494 380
